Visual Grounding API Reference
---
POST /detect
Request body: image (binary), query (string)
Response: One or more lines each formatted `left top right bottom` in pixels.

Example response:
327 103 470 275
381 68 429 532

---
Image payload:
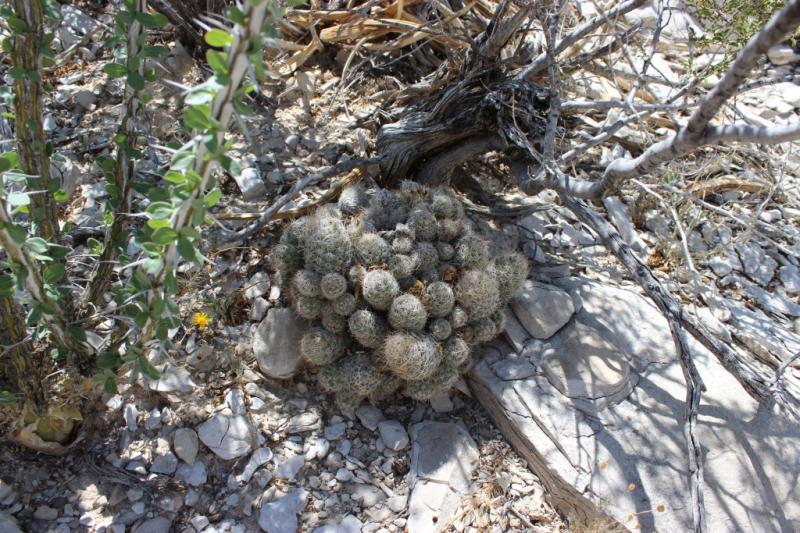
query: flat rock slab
198 414 253 460
253 308 306 379
470 277 800 532
510 280 575 339
407 421 479 532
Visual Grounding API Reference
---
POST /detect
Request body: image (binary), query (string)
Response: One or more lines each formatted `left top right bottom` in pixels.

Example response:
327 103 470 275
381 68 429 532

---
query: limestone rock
407 422 479 532
253 308 306 379
198 414 253 460
510 280 575 339
258 489 308 533
469 277 800 532
173 428 199 465
378 420 408 451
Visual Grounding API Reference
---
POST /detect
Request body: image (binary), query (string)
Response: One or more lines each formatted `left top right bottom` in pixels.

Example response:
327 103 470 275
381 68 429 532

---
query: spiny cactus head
301 327 348 366
338 185 367 215
455 233 490 270
355 233 391 266
437 219 462 242
389 254 416 280
320 272 347 300
348 264 367 286
455 269 500 320
414 242 439 272
333 389 363 412
471 317 498 343
317 364 344 392
404 359 460 401
294 295 323 320
338 352 384 397
280 217 307 248
408 208 438 242
458 325 475 343
362 269 400 310
293 269 321 298
383 332 441 381
392 236 415 254
436 242 455 261
491 309 505 331
332 292 356 316
303 208 353 274
388 294 428 331
443 336 470 367
426 281 455 318
449 306 469 329
368 373 403 403
429 318 452 341
322 311 348 333
272 243 303 273
364 189 409 231
430 188 461 219
394 223 415 240
491 252 529 304
348 308 388 349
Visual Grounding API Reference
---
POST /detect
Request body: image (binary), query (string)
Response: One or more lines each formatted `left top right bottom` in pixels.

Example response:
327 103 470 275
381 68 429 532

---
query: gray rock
0 512 22 533
241 447 274 483
540 321 634 404
132 517 172 533
306 438 330 461
198 414 253 460
492 357 536 380
274 455 305 481
174 428 199 465
124 404 138 432
324 422 347 441
74 90 97 110
285 134 301 151
387 495 408 512
428 391 453 413
176 461 207 486
335 468 354 482
190 515 211 531
736 243 777 286
603 196 648 256
355 405 383 431
407 422 479 532
250 297 270 322
234 167 267 201
469 276 800 533
143 365 196 392
510 280 575 339
254 309 305 379
225 388 247 415
151 452 178 475
285 412 321 433
258 489 308 533
743 282 800 317
780 265 800 295
312 515 364 533
708 255 737 277
34 505 58 520
144 407 162 430
245 272 270 300
378 420 409 451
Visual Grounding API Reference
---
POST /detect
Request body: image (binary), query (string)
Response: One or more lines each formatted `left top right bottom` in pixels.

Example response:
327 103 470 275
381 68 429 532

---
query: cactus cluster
273 186 529 410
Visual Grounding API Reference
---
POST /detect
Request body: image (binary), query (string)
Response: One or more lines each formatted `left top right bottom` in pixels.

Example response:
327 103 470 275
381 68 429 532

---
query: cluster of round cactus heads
271 185 528 410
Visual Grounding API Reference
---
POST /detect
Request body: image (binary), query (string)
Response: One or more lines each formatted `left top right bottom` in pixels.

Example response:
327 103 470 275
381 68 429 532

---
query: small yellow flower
191 312 211 330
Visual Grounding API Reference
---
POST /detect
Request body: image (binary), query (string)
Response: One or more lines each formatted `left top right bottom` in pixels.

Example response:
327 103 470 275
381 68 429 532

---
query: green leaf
146 218 172 229
151 227 179 245
6 16 27 34
225 6 247 25
97 351 122 369
132 269 151 290
145 201 174 219
0 390 17 405
177 237 196 262
142 45 169 58
162 171 187 184
6 223 27 243
205 29 233 48
104 63 127 78
66 326 87 342
53 190 69 202
104 376 118 394
203 188 222 207
43 263 65 283
0 274 15 296
138 356 161 380
0 157 11 173
206 50 228 75
135 12 169 29
7 67 27 80
184 104 210 131
24 237 49 254
116 10 134 24
142 256 164 275
128 71 145 91
164 271 178 294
